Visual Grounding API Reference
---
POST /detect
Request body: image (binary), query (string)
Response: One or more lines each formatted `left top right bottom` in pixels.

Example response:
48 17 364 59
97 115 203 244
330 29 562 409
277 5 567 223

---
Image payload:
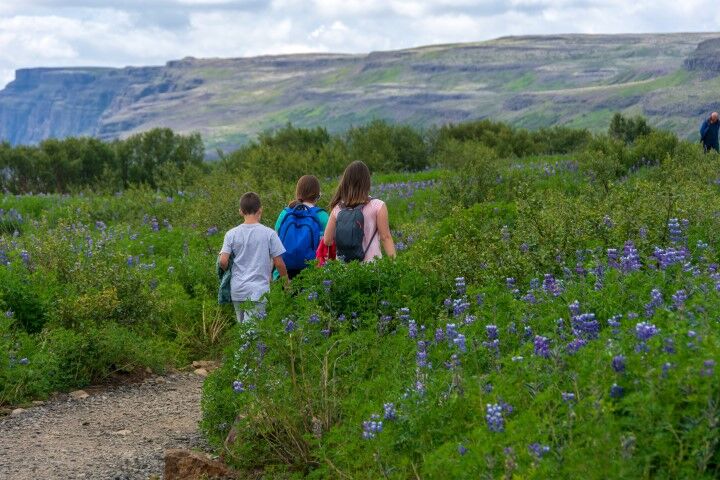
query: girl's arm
376 203 396 258
324 211 337 247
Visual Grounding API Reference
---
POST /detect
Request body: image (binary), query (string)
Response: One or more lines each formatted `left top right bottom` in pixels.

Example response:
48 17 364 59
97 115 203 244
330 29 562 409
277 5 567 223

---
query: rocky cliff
1 33 719 150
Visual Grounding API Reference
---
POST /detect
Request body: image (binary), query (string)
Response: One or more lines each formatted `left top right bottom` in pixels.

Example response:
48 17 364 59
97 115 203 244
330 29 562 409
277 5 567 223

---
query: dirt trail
0 372 209 480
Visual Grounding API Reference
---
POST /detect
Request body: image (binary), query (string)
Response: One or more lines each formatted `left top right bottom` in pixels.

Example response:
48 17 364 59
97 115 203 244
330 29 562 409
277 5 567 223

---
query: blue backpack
278 205 325 270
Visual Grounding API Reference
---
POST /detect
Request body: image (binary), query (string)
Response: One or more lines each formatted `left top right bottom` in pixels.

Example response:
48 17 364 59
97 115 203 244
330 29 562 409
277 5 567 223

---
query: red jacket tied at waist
316 238 336 267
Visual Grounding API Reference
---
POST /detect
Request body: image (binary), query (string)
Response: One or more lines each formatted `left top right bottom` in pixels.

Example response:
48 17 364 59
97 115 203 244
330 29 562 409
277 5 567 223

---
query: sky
0 0 718 87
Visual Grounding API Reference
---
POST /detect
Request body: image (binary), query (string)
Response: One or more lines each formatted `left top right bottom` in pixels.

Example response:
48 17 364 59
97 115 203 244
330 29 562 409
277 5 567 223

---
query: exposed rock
31 401 45 406
193 368 208 377
0 33 717 148
69 390 90 400
685 38 720 73
164 449 235 480
112 429 131 436
191 360 219 371
11 408 25 415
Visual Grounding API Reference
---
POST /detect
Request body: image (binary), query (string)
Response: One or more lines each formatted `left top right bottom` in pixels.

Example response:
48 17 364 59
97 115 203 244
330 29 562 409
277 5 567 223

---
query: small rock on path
0 372 209 480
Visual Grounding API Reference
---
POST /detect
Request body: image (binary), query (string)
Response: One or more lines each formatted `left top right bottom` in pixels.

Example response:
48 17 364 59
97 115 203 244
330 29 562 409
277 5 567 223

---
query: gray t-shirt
220 223 286 302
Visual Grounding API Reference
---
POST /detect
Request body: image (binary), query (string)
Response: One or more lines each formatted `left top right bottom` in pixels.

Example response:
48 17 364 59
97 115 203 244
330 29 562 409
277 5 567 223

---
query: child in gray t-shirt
219 192 289 323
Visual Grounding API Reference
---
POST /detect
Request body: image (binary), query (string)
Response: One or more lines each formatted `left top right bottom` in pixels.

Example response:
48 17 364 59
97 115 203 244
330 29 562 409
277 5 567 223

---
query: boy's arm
273 256 289 283
219 252 230 271
219 231 233 271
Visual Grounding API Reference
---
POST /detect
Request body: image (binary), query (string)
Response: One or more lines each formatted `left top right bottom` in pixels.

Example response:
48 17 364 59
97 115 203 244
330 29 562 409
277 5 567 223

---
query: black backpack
335 203 377 262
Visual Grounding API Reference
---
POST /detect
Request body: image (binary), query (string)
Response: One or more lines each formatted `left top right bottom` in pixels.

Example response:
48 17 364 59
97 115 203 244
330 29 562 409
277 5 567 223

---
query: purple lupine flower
661 362 673 378
603 215 614 229
20 250 30 265
663 337 676 354
485 403 505 432
206 226 219 236
635 322 659 342
671 289 687 309
483 339 500 353
668 218 683 244
528 443 550 460
533 336 551 358
607 248 620 269
566 337 587 354
612 355 626 373
284 319 296 333
398 307 411 322
415 381 425 395
702 359 715 377
435 328 445 343
486 324 498 340
458 444 468 456
620 241 641 273
639 226 648 239
95 220 107 231
408 320 417 339
322 279 332 290
383 403 396 420
506 277 519 294
610 384 624 398
446 323 458 341
542 273 563 296
644 289 663 317
569 300 581 317
521 291 538 304
464 314 476 325
453 299 471 317
307 291 318 301
476 293 485 306
524 325 533 339
150 217 160 232
416 342 428 368
362 415 383 439
455 277 466 295
18 357 29 365
308 313 320 324
571 313 600 340
232 380 245 393
561 392 576 403
338 314 346 322
608 315 622 335
6 310 15 318
321 329 330 337
454 334 467 353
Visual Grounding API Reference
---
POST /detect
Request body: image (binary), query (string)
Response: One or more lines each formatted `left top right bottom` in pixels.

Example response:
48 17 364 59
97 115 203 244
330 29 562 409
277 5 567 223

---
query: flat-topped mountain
1 33 719 150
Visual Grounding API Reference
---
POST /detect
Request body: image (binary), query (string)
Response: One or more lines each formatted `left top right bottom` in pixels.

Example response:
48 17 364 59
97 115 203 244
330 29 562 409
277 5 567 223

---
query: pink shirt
331 198 384 262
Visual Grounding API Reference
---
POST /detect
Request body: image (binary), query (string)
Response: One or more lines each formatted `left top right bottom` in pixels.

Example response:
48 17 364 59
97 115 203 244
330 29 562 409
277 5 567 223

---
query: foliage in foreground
201 142 720 478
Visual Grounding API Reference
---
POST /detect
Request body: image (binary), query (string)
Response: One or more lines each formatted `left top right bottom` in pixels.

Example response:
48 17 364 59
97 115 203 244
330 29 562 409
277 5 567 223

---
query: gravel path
0 372 209 480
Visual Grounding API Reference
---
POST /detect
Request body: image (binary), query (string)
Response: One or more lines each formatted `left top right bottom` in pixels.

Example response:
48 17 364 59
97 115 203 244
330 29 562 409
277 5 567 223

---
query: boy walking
219 192 288 323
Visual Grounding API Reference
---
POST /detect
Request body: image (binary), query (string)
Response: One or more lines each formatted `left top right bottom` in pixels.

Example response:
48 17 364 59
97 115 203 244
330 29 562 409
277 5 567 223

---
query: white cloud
0 0 719 88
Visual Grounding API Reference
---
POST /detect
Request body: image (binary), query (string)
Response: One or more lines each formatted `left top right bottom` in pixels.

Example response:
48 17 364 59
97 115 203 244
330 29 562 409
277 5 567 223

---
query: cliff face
1 33 719 149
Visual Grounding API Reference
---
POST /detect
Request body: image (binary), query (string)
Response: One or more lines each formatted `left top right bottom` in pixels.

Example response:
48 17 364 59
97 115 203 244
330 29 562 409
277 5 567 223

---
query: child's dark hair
240 192 261 215
289 175 321 208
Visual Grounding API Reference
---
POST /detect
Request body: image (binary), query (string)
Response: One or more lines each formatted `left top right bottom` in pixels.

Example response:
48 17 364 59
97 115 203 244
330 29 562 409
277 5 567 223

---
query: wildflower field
1 118 719 478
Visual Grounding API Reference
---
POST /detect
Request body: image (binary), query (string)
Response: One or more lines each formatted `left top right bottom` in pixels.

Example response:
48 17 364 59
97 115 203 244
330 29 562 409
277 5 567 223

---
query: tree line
0 128 204 194
1 113 656 194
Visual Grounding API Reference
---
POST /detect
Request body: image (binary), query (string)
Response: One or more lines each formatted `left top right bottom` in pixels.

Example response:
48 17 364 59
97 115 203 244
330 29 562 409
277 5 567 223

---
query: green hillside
2 34 720 151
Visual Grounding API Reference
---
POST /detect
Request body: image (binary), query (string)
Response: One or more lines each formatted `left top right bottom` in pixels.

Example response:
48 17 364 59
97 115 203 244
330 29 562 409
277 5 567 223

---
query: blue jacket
700 118 719 151
217 253 234 305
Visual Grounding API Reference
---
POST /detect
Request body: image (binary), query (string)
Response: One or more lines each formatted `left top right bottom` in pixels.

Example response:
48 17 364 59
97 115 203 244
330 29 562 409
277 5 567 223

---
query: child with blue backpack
275 175 329 278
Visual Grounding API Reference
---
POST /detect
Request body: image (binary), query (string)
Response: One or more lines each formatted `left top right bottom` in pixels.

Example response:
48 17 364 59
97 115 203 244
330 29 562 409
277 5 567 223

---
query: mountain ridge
2 33 720 150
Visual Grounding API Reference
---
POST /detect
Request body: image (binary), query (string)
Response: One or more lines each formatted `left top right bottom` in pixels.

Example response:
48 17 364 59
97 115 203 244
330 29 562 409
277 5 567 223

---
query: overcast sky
0 0 718 87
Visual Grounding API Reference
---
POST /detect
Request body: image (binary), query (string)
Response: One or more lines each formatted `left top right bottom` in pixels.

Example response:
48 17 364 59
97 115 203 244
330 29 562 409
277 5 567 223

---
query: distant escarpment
1 33 720 150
